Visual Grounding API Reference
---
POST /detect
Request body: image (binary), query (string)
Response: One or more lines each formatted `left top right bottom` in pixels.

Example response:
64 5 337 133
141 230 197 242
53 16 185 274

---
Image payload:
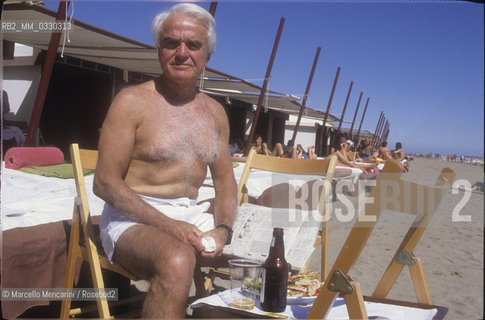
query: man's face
158 13 210 83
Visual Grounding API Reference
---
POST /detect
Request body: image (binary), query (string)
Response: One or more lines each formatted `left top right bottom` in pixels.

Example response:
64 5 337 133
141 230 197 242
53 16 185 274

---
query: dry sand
305 157 484 319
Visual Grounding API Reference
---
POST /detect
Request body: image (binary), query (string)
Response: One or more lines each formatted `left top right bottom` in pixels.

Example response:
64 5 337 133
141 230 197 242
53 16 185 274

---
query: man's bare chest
135 105 220 164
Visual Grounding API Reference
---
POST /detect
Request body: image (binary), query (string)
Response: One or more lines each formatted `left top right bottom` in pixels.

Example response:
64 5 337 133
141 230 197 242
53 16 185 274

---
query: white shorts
100 195 214 262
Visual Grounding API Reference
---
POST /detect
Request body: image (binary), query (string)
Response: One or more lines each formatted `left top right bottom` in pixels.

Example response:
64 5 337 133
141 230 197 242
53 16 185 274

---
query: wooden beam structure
348 91 363 140
355 97 369 143
25 1 69 146
291 46 322 144
337 81 353 134
315 66 341 156
209 2 218 16
244 18 285 156
371 112 384 148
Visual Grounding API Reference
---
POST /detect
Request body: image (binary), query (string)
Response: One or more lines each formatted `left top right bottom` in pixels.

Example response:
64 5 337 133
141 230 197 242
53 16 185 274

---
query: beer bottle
260 227 288 312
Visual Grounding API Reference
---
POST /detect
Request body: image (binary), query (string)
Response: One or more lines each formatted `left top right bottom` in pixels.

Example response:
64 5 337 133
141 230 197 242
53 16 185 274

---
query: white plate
287 295 317 305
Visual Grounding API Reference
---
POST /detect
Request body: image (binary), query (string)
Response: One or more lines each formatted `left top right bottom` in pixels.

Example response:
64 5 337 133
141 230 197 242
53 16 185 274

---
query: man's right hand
165 220 204 252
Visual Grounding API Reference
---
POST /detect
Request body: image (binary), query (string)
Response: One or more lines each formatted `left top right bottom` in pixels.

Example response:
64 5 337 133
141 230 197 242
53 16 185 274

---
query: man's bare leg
272 143 283 157
113 224 196 318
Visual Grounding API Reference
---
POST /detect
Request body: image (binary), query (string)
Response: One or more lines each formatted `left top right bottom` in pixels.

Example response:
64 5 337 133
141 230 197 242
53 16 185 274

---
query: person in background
229 138 239 156
357 138 374 161
295 144 308 159
271 140 296 158
250 134 272 155
330 133 347 154
332 139 377 172
378 141 393 161
392 142 409 172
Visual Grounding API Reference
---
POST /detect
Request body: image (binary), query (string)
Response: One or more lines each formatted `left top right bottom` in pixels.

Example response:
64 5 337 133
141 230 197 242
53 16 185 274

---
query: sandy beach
303 157 484 319
146 157 484 319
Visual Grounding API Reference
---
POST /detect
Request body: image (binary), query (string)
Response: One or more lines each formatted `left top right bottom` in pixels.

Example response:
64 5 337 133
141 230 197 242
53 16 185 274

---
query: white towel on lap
100 195 214 262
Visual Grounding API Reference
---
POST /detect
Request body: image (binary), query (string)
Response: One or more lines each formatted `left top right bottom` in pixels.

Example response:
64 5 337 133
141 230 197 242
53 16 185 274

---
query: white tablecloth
190 289 438 320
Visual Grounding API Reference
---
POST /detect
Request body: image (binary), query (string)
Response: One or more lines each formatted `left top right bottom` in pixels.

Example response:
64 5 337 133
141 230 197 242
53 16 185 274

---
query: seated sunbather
296 144 308 159
331 140 378 197
392 142 409 172
250 134 267 155
330 133 347 154
307 145 317 159
357 138 375 161
332 140 378 173
378 141 393 161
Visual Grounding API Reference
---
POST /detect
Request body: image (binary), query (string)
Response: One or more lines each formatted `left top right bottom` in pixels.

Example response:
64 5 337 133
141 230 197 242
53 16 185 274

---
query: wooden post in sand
371 112 384 148
244 18 285 156
375 118 387 148
383 123 390 142
379 120 389 145
315 66 341 156
348 91 363 141
337 81 353 134
291 46 322 145
355 97 370 144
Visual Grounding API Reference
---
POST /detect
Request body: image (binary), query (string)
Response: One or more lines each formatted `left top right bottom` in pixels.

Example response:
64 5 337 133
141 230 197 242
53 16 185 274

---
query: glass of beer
228 259 262 310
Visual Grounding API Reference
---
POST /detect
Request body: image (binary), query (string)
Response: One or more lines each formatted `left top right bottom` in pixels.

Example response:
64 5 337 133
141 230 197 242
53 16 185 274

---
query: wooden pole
209 2 218 17
376 116 386 148
244 18 285 156
25 1 69 146
291 46 322 144
375 117 386 148
348 91 363 140
355 97 369 144
371 112 384 148
337 81 353 133
379 120 389 146
383 124 390 142
315 66 341 156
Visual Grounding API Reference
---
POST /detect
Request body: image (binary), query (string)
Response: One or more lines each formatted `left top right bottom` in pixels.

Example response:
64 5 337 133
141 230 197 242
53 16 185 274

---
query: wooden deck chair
238 149 338 276
307 160 455 319
60 143 143 319
194 149 338 298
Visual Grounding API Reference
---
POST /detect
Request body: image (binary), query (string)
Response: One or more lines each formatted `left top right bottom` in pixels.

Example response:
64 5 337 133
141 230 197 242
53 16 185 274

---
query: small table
191 290 448 319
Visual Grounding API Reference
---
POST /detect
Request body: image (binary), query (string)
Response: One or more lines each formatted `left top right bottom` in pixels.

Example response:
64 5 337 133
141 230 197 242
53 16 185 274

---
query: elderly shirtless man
93 4 236 318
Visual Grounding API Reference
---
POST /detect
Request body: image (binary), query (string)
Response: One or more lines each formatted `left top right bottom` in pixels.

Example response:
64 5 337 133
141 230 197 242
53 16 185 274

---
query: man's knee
153 244 196 280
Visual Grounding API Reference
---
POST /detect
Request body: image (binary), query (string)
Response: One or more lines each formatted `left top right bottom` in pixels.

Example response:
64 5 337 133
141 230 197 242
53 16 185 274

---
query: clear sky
45 0 484 157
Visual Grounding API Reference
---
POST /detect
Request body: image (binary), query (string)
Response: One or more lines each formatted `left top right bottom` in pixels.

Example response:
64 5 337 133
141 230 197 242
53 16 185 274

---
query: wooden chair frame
238 149 338 276
307 160 456 319
194 150 337 299
60 143 143 318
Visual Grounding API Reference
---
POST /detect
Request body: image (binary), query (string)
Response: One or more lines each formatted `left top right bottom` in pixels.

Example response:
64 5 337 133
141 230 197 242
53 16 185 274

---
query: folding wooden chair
194 149 337 298
60 143 143 319
307 160 456 319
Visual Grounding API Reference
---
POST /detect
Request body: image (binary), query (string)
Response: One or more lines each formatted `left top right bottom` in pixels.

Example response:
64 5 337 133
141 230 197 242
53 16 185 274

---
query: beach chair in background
194 149 338 298
306 160 455 319
238 149 338 276
60 143 144 318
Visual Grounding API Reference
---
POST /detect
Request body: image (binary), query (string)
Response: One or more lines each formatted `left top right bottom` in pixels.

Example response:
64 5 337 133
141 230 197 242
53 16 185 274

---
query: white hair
151 3 216 55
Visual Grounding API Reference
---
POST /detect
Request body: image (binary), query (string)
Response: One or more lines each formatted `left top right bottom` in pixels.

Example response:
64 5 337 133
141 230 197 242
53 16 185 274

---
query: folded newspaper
223 203 321 270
